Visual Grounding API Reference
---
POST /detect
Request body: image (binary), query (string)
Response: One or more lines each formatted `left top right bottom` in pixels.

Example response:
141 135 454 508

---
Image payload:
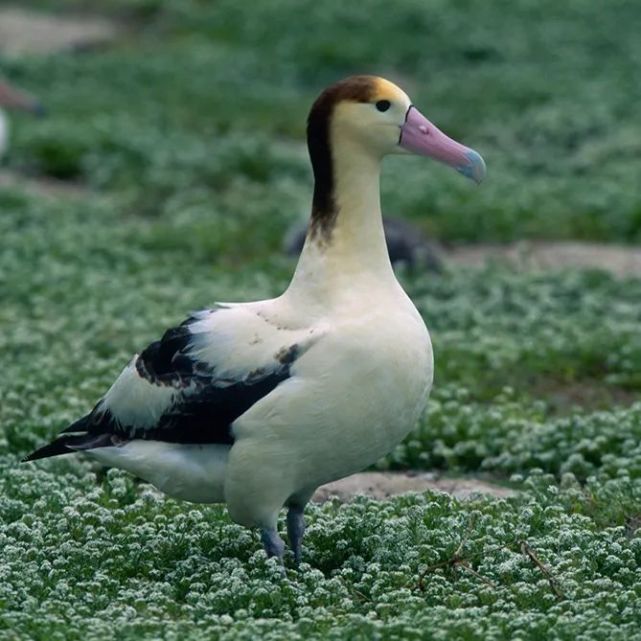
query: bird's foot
260 528 285 563
286 505 305 567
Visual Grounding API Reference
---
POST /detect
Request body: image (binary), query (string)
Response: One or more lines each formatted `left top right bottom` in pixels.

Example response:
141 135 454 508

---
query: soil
0 169 88 198
313 472 515 503
448 241 641 277
529 379 640 415
0 8 120 56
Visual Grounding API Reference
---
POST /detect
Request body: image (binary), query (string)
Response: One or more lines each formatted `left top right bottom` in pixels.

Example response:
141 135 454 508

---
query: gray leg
260 527 285 562
286 505 306 566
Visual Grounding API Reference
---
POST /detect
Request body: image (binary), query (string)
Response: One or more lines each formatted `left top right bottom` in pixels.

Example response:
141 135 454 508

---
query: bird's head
307 75 485 184
0 81 45 116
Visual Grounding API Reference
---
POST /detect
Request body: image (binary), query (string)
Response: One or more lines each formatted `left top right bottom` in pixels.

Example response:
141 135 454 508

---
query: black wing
23 310 300 461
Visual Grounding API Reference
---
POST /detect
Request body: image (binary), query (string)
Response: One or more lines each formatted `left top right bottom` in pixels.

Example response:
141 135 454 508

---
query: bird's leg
260 527 285 562
286 505 306 566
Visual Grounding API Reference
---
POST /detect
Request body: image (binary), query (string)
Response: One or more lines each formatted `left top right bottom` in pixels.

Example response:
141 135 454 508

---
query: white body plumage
0 108 8 159
25 75 484 560
91 288 432 526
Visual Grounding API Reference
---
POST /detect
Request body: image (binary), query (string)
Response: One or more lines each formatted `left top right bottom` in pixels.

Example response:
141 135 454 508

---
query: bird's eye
375 100 391 112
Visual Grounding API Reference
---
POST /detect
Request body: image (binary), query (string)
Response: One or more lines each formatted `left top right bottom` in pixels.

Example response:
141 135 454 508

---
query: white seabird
0 79 44 159
24 76 486 564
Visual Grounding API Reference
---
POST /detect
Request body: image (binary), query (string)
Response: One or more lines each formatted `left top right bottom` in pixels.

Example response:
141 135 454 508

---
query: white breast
235 287 433 492
0 109 8 159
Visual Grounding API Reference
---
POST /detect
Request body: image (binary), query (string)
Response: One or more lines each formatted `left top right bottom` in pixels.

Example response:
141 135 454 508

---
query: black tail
23 435 81 462
22 415 113 462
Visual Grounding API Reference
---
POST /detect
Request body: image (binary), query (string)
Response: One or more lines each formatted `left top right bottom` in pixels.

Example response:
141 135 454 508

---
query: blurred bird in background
284 216 444 272
0 78 44 159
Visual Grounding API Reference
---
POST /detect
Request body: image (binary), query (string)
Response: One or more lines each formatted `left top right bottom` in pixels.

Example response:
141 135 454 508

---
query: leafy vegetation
7 0 641 243
2 465 641 641
2 1 641 639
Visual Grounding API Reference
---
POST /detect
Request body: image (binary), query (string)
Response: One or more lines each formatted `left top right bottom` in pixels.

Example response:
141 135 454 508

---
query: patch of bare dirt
529 379 640 415
0 8 120 56
448 241 641 277
313 472 515 503
0 169 89 198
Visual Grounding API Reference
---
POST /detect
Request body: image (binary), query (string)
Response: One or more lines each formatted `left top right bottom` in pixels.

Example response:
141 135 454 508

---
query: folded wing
24 304 311 461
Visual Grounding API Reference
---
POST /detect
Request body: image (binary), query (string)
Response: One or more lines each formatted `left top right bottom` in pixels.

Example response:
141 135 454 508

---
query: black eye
375 100 391 112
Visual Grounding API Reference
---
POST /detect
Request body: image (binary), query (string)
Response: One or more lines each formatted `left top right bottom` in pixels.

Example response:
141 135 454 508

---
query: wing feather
24 304 316 461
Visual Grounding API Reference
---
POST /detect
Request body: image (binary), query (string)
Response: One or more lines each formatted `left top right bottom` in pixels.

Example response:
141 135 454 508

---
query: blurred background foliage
5 0 641 246
4 0 641 408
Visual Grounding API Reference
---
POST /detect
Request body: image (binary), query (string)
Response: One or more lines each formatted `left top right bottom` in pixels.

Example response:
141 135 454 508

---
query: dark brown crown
306 76 377 238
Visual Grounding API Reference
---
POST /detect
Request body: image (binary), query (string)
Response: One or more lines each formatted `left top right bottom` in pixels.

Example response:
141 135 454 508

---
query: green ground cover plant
2 1 641 639
7 0 641 244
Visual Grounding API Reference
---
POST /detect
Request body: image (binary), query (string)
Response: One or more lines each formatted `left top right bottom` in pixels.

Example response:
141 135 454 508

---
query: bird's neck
287 138 397 306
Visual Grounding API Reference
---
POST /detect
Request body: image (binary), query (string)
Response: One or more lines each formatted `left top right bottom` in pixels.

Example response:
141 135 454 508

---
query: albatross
0 79 44 158
24 76 485 564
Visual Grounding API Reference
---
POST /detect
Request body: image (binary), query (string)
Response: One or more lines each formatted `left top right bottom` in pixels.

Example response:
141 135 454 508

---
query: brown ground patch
0 8 120 56
313 472 515 503
448 241 641 277
0 170 89 199
530 379 640 415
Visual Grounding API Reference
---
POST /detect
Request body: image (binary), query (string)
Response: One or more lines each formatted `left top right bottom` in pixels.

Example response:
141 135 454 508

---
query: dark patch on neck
306 76 376 241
